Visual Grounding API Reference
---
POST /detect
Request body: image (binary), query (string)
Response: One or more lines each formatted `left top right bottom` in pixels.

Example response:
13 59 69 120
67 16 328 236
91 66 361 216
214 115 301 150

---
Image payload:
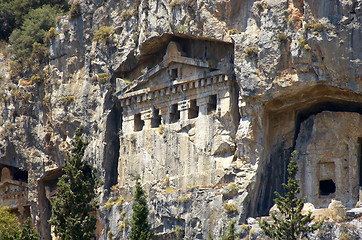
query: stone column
197 96 209 116
141 109 152 130
122 107 134 134
159 105 169 124
218 85 231 116
178 100 190 121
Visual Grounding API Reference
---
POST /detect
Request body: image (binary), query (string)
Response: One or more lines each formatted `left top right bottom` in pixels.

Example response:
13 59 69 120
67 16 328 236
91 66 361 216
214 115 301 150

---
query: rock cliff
0 0 361 239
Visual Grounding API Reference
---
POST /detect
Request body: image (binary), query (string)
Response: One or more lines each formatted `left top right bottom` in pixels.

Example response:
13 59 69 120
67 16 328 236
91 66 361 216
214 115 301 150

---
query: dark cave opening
104 104 121 192
319 179 336 196
294 100 362 148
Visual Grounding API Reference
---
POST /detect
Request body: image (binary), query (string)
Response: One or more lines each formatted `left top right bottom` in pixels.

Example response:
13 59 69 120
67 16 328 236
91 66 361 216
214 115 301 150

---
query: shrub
244 46 258 58
305 22 324 32
60 95 75 104
170 0 181 8
93 26 114 44
165 187 175 193
157 124 164 135
116 196 125 207
19 217 40 240
44 27 59 44
223 202 238 214
121 9 133 21
221 219 238 240
69 1 81 19
97 72 110 84
177 195 191 203
298 38 311 50
228 29 240 35
11 88 31 102
0 205 21 239
228 182 239 193
173 225 184 239
30 42 49 71
277 32 288 42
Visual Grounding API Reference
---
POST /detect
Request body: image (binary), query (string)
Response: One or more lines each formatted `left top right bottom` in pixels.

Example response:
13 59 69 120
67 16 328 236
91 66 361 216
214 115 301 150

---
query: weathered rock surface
0 0 361 239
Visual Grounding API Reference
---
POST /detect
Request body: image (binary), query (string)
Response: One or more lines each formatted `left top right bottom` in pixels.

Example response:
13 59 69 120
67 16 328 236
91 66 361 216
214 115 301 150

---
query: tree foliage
221 219 238 240
258 151 322 240
0 0 68 40
9 4 59 60
50 128 99 240
130 177 151 240
19 217 40 240
0 205 20 240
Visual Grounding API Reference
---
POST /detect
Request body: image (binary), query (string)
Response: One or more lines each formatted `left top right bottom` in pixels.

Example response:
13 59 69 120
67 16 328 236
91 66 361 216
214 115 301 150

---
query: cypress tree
258 151 322 240
50 128 99 240
130 176 151 240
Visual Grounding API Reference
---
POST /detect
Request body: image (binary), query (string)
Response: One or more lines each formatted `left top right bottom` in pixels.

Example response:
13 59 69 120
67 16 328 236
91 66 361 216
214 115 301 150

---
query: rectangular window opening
134 113 144 132
151 108 162 128
207 94 217 114
188 100 199 119
171 68 178 80
170 104 180 123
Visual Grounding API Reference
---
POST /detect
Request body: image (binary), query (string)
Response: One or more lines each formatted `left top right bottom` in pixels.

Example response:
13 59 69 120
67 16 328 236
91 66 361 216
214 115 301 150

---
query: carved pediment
123 41 215 95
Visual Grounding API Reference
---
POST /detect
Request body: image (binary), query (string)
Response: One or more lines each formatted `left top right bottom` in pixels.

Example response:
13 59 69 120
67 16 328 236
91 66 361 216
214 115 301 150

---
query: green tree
0 205 20 240
258 151 322 240
0 0 68 41
130 176 151 240
9 4 59 60
50 128 99 240
0 1 16 40
19 217 40 240
221 219 238 240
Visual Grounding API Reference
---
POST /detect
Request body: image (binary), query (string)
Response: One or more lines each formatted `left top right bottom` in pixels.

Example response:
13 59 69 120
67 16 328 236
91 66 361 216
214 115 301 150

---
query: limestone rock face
0 0 361 239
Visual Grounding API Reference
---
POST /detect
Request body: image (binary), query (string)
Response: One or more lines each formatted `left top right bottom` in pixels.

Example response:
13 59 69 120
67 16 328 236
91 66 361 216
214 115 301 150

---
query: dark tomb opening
207 94 217 114
171 68 178 80
134 113 144 132
151 107 162 128
170 104 180 123
188 99 199 119
319 179 336 196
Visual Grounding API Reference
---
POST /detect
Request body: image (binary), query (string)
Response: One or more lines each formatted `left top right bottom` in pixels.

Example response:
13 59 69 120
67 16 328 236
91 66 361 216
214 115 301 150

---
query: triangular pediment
123 41 214 94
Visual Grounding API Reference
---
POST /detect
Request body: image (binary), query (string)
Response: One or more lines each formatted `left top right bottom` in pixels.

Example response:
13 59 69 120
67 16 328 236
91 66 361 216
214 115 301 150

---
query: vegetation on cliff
50 128 100 240
0 206 39 240
258 151 322 240
130 176 151 240
18 218 40 240
0 205 20 239
0 0 69 78
0 0 68 41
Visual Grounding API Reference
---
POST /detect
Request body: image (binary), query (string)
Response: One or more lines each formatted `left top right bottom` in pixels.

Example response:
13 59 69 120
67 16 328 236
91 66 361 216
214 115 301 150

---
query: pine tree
129 176 151 240
19 217 40 240
49 128 99 240
221 219 238 240
258 151 322 240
